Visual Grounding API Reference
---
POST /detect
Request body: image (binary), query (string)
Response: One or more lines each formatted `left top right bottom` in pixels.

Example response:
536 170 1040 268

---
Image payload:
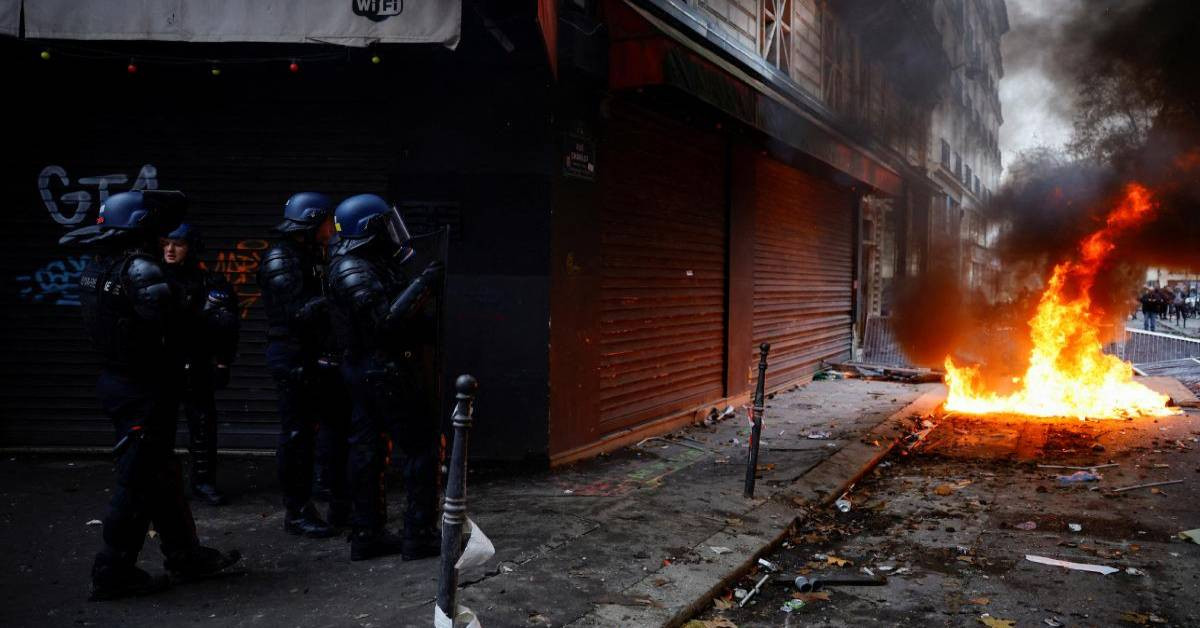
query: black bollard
436 374 478 623
744 343 770 498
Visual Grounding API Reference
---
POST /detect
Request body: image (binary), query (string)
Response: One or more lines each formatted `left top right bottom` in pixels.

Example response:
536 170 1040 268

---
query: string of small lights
26 38 385 75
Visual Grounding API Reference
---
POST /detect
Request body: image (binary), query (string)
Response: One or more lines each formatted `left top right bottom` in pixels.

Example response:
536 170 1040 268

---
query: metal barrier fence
1111 328 1200 364
860 316 1200 369
861 316 912 367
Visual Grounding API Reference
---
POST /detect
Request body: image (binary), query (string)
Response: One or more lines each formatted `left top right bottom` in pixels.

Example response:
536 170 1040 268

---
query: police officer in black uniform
161 223 239 506
63 190 240 601
258 192 349 538
326 194 443 561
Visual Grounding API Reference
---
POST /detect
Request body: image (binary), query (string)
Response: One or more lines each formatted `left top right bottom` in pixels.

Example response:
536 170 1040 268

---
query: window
760 0 792 73
941 139 951 167
954 152 962 180
964 164 972 188
974 175 981 196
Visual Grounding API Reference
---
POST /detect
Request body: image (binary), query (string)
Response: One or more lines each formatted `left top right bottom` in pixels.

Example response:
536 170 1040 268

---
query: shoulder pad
258 244 304 298
329 255 385 311
125 255 172 319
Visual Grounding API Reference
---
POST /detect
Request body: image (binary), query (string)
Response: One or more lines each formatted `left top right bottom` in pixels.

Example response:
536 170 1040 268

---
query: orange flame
943 183 1178 419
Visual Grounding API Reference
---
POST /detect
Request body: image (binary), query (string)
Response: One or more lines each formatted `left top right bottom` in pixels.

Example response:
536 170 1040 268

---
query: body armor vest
80 252 171 371
258 239 326 345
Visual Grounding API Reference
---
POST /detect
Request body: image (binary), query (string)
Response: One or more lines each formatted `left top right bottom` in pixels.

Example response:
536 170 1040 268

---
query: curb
569 389 946 627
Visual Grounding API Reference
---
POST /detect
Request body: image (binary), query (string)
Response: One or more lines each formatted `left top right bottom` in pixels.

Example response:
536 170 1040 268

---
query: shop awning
11 0 460 48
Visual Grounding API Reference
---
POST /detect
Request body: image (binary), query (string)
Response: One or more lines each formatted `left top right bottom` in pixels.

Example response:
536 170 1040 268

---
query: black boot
402 528 441 561
163 546 241 582
350 529 405 561
284 503 336 538
90 557 170 601
191 482 227 506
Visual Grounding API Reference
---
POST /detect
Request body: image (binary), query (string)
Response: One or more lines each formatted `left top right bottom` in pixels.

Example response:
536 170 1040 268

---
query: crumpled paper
434 518 495 627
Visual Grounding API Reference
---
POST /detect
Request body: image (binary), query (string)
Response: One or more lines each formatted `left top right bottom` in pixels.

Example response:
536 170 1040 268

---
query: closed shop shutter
1 58 390 449
596 100 728 433
752 155 856 390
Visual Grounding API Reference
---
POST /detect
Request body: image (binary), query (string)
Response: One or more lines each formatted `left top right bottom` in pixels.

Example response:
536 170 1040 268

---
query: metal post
744 343 770 498
436 374 478 622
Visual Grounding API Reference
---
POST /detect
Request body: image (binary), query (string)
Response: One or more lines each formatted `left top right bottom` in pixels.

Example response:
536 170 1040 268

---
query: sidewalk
0 378 934 627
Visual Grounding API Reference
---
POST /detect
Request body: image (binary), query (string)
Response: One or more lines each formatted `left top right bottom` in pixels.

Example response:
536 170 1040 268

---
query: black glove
294 296 328 323
212 364 231 390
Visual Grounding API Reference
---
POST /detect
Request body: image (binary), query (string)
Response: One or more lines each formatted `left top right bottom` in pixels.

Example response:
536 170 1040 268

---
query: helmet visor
385 206 412 248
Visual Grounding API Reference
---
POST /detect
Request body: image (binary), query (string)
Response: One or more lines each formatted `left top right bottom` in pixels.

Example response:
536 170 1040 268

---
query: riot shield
404 227 450 426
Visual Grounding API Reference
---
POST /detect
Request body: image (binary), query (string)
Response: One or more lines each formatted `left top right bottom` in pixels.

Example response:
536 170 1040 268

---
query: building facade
925 0 1008 297
3 1 966 465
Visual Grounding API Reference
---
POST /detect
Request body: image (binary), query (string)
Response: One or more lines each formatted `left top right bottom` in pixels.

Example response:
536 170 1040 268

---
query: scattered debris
780 599 806 613
825 555 852 567
683 619 737 628
1125 567 1147 576
1119 611 1167 625
1014 521 1037 531
808 431 832 439
1177 529 1200 544
934 483 956 496
757 558 779 572
794 575 887 592
791 591 831 603
1069 523 1083 532
85 519 102 526
635 436 718 455
978 614 1016 628
1057 471 1102 484
835 496 852 513
1025 554 1118 574
1111 479 1184 493
738 573 771 608
1044 618 1064 627
1037 463 1119 471
710 546 733 555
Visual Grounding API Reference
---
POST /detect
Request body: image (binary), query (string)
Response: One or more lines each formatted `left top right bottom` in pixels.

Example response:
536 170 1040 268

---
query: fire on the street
943 183 1179 420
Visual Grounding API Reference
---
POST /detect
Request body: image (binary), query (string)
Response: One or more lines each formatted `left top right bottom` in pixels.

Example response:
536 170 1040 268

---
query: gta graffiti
39 164 159 226
208 239 267 319
15 256 91 306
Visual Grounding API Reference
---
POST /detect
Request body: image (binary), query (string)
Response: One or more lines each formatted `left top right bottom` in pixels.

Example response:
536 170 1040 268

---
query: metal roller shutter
752 155 856 390
1 58 390 449
596 100 728 433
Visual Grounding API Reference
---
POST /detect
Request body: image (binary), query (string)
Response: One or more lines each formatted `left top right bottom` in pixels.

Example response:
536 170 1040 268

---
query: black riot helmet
59 190 188 247
331 193 412 258
277 192 334 233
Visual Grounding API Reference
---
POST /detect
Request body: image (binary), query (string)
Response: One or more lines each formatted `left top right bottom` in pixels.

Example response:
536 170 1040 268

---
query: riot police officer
62 190 240 601
258 192 350 538
161 224 239 506
326 194 443 561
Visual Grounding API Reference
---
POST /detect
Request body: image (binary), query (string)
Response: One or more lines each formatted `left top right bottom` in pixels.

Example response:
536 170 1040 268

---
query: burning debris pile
943 183 1178 419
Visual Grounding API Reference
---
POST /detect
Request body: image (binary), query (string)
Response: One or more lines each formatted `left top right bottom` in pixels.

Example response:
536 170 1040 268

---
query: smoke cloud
893 0 1200 371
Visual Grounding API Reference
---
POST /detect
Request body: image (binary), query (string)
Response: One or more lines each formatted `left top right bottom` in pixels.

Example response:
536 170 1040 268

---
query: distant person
161 224 239 506
1140 289 1159 331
